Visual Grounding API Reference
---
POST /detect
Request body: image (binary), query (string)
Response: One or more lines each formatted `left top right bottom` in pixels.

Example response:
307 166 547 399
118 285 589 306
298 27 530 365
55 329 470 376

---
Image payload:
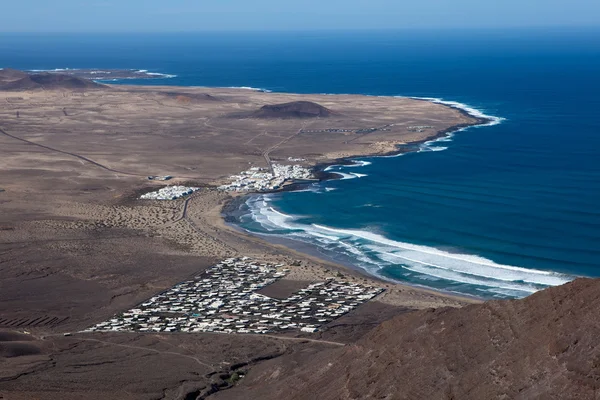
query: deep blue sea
2 29 599 298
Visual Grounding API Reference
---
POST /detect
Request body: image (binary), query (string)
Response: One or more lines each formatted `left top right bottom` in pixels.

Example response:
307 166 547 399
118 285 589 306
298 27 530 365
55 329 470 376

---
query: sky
1 0 599 32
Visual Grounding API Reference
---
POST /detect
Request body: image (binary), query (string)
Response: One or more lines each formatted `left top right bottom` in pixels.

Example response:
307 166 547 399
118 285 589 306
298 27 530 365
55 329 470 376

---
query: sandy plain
0 82 481 399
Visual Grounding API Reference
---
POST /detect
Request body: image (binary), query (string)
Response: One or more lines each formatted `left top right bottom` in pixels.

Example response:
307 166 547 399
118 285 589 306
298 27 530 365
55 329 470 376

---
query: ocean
2 29 599 298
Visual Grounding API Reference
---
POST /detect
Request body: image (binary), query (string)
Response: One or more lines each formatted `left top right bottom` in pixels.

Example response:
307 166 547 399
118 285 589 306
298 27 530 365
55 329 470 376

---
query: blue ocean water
2 29 599 298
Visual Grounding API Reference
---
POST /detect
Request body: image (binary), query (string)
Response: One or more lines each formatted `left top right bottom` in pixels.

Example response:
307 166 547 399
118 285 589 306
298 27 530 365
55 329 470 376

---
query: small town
140 185 200 200
84 258 383 335
218 163 314 192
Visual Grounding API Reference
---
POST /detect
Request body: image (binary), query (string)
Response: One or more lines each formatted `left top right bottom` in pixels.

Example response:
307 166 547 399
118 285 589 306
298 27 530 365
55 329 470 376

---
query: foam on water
324 164 369 180
240 192 574 298
143 72 177 78
324 160 371 172
231 98 556 298
27 68 177 79
385 97 507 154
346 160 372 167
29 68 78 72
333 172 367 180
292 183 336 194
410 97 506 126
227 86 273 93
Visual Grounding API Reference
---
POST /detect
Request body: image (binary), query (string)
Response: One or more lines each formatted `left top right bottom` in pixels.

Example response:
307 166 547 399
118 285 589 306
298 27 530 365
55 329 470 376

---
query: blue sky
2 0 599 32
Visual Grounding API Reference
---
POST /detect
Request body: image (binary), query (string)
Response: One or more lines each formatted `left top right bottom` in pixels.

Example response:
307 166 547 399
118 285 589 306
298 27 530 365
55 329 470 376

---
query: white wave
306 231 341 242
291 183 331 194
361 203 382 208
401 263 538 294
131 69 177 78
409 96 506 126
292 187 319 193
144 72 177 78
379 97 504 158
379 152 406 159
375 248 567 287
421 145 448 152
292 186 322 193
315 225 551 275
334 172 355 180
434 133 455 142
242 196 573 297
29 68 79 72
227 86 272 93
312 224 572 287
335 172 367 180
324 160 371 172
347 160 372 167
28 68 176 79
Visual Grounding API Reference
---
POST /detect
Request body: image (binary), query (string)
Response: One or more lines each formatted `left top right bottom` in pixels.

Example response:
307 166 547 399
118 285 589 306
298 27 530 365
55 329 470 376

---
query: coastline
212 192 481 308
219 98 497 304
0 71 489 308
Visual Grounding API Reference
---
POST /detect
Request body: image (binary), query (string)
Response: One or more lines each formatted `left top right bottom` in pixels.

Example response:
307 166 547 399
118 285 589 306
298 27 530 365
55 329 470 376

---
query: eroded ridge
85 257 383 335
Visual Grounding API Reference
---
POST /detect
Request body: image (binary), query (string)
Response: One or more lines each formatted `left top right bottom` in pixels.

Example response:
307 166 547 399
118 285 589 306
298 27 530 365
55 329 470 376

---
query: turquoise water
2 29 599 298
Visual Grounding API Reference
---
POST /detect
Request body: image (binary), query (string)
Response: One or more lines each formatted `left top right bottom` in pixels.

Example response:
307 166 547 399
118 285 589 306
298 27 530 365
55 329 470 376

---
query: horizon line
1 25 599 35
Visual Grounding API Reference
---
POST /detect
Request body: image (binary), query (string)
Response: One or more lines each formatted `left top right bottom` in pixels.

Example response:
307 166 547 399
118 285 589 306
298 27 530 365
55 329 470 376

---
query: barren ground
0 84 479 399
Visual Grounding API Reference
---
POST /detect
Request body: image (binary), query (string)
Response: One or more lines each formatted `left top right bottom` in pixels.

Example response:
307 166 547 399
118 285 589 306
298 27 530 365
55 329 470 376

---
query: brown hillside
0 73 103 91
251 101 332 118
218 278 600 400
0 68 28 82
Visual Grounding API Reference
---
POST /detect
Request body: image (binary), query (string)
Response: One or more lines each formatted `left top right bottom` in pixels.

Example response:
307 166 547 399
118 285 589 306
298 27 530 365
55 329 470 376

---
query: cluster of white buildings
140 185 200 200
407 125 434 132
218 164 314 192
84 258 383 335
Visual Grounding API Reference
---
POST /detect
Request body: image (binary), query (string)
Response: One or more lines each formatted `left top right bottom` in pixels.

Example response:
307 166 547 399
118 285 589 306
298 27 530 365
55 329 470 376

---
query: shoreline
0 71 490 307
212 192 481 307
219 98 497 303
223 214 484 303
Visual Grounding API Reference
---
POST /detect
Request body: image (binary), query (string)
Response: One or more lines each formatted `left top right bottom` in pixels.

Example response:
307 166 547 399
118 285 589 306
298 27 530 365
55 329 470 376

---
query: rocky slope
217 278 600 400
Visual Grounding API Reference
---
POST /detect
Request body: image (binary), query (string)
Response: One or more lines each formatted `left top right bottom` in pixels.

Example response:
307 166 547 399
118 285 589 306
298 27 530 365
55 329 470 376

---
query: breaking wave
324 160 371 179
240 195 573 298
388 96 507 155
28 68 78 72
410 97 506 126
27 68 177 80
227 86 273 93
230 97 572 299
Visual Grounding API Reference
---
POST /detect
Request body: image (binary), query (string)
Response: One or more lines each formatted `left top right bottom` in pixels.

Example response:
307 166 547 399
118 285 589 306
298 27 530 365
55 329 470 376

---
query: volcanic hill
251 101 333 118
0 72 103 91
0 68 29 82
217 278 600 400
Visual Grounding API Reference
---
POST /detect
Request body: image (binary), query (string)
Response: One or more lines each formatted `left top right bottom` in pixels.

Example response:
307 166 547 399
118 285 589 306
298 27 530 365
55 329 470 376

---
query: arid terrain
0 70 488 399
217 277 600 400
